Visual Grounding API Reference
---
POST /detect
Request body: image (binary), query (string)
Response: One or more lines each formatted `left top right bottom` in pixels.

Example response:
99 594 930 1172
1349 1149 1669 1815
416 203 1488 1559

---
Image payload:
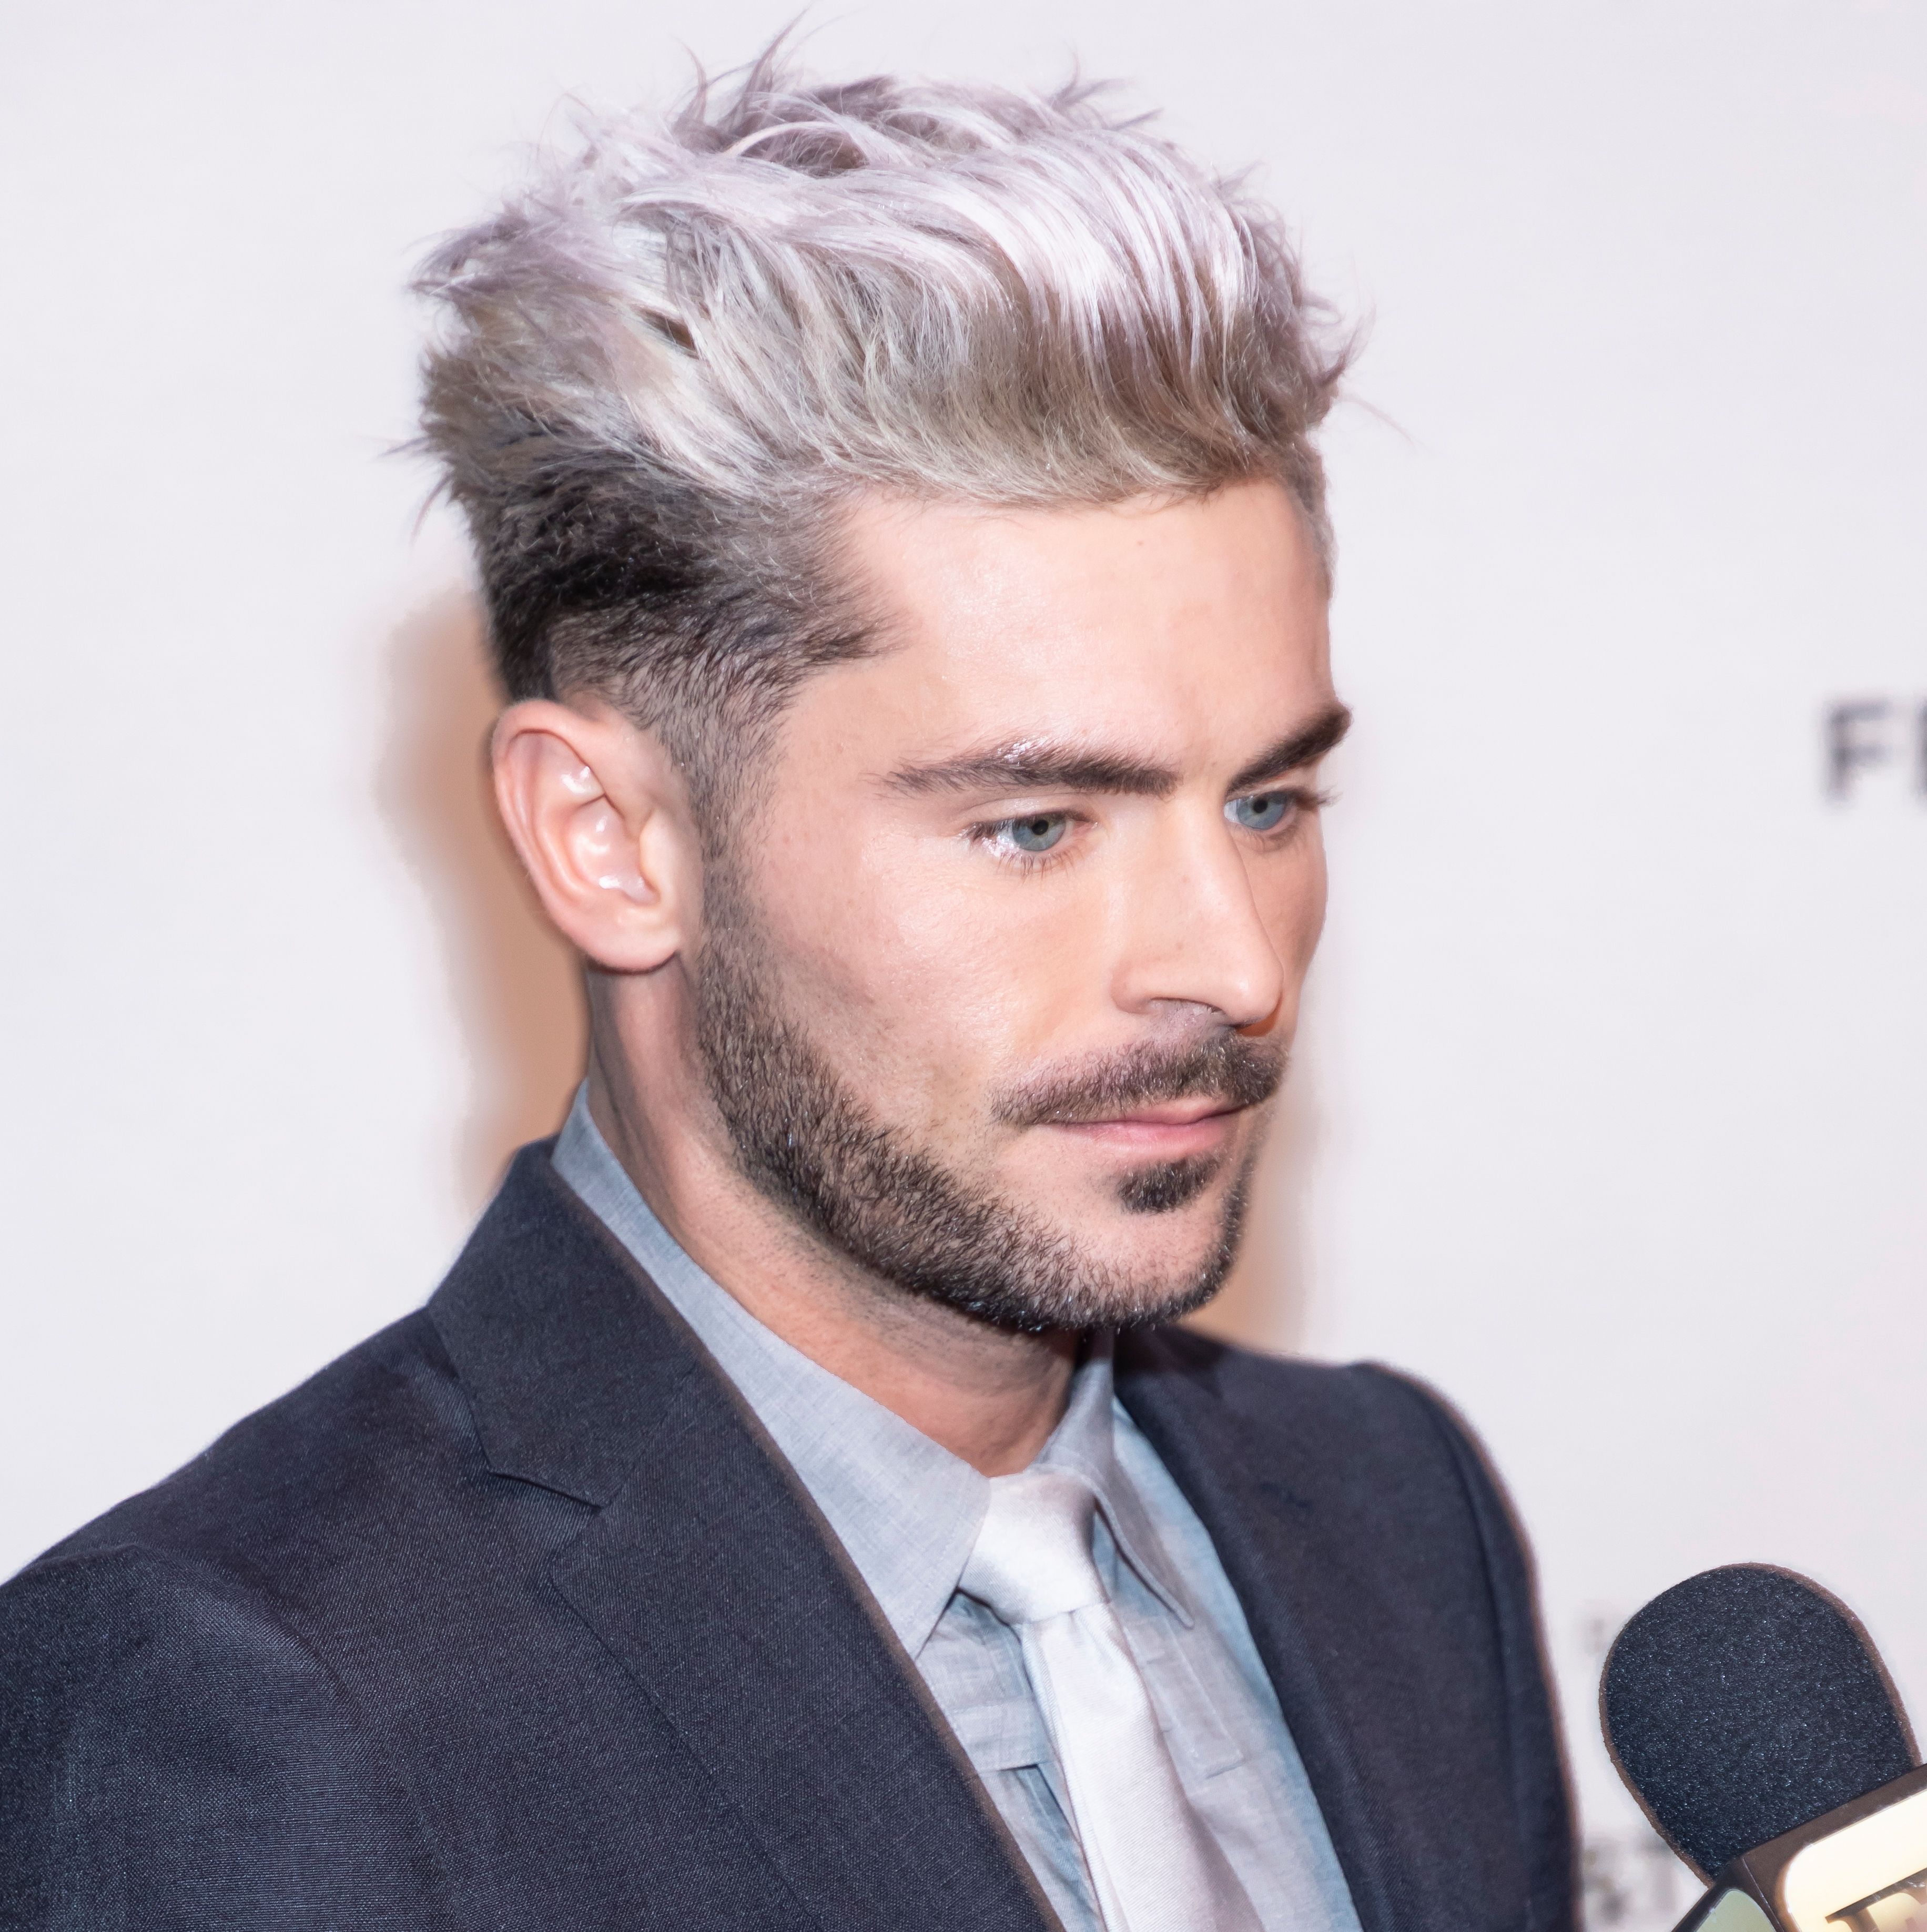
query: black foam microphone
1603 1566 1927 1932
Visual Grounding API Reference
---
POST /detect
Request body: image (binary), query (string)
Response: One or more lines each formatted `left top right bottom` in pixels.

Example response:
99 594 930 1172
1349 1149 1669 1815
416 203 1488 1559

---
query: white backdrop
4 5 1923 1925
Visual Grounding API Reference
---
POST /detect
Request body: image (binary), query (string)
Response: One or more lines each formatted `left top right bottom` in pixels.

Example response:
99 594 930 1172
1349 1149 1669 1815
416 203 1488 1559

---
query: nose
1108 807 1297 1032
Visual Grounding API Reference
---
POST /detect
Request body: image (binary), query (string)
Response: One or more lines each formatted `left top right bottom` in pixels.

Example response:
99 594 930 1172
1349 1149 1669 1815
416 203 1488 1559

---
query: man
0 55 1574 1931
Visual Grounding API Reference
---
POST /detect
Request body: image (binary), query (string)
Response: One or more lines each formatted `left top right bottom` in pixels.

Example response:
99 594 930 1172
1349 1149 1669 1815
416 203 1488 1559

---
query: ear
490 698 697 973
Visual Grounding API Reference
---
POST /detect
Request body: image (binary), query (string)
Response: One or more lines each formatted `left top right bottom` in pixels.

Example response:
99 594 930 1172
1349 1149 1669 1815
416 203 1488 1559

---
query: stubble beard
689 875 1284 1335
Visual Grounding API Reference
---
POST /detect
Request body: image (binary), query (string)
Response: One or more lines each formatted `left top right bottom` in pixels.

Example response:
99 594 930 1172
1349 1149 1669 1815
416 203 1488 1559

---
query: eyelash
1227 785 1334 839
967 786 1332 872
966 814 1086 873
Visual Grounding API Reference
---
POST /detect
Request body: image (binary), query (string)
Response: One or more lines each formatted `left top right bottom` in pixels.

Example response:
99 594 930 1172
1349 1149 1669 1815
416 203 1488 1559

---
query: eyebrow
1225 703 1353 794
883 701 1352 801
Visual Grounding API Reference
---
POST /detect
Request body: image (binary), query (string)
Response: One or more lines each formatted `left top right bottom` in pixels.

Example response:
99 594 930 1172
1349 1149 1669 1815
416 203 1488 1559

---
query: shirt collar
1032 1333 1193 1627
550 1086 1192 1652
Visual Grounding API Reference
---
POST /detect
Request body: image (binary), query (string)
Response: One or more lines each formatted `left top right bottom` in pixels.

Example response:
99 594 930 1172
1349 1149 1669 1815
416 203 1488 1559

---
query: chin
1076 1259 1234 1332
1053 1199 1245 1326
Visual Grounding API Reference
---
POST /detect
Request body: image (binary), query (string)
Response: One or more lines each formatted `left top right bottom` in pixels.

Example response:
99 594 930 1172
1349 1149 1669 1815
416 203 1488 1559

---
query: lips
1077 1098 1235 1129
1043 1101 1245 1160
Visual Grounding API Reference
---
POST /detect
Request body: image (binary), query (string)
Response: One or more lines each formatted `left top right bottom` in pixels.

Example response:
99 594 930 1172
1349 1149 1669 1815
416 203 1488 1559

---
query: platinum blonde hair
414 50 1350 811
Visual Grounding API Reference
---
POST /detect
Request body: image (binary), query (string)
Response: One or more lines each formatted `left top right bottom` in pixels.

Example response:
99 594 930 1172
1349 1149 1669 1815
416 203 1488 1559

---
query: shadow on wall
383 588 586 1207
380 584 1315 1355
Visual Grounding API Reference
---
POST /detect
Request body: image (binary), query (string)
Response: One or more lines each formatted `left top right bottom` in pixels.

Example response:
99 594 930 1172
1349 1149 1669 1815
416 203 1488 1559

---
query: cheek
868 859 1095 1065
1257 832 1330 994
748 824 1096 1101
742 816 1022 1052
1293 832 1331 958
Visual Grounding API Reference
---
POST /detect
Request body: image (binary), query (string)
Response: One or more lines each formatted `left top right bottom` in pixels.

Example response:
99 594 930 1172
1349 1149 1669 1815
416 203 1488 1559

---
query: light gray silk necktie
961 1468 1264 1932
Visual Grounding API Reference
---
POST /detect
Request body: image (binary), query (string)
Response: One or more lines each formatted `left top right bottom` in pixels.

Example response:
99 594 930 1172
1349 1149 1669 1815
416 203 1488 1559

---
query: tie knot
961 1468 1105 1625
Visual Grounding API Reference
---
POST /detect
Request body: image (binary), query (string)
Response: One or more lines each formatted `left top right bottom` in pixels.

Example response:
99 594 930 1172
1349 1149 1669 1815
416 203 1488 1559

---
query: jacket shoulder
1124 1328 1546 1675
18 1309 471 1588
0 1315 495 1923
1156 1337 1543 1597
1125 1326 1474 1466
0 1537 439 1925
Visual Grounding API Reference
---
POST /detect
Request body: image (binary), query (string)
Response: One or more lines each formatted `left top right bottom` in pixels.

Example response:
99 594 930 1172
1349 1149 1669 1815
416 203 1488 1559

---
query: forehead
816 479 1334 770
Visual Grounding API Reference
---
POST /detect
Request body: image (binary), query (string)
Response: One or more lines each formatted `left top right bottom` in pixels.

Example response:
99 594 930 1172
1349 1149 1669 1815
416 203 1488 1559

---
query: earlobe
490 699 690 973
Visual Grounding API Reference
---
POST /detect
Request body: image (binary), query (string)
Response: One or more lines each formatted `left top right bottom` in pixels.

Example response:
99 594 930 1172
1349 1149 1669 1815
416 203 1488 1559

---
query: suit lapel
432 1147 1058 1932
1114 1331 1407 1932
551 1369 1057 1932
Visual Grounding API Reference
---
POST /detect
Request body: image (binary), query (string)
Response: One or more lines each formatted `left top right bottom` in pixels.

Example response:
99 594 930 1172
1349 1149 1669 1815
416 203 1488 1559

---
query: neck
584 1005 1078 1477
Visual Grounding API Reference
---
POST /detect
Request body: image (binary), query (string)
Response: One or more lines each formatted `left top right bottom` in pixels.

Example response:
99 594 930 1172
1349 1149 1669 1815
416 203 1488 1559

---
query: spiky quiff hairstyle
414 50 1350 815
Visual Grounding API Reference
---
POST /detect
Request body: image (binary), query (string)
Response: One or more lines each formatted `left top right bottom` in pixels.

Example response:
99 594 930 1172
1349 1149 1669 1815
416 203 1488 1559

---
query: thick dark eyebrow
884 703 1353 802
1224 703 1352 795
884 743 1181 799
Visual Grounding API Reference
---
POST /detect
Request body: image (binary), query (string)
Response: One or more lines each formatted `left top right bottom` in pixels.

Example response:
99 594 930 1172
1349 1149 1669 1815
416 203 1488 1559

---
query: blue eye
1228 791 1292 832
1008 813 1069 853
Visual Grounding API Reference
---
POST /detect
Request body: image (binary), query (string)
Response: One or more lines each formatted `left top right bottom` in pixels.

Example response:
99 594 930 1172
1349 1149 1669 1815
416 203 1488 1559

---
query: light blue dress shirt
553 1090 1360 1932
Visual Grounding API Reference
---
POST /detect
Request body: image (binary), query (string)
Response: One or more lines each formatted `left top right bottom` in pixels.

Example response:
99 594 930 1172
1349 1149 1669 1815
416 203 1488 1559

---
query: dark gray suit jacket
0 1143 1575 1929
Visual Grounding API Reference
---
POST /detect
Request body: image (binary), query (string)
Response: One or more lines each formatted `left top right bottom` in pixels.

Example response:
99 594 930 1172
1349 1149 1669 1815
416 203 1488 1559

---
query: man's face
692 477 1343 1331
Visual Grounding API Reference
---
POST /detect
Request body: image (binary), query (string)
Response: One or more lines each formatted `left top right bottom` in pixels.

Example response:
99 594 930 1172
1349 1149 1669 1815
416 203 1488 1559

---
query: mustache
991 1033 1286 1128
